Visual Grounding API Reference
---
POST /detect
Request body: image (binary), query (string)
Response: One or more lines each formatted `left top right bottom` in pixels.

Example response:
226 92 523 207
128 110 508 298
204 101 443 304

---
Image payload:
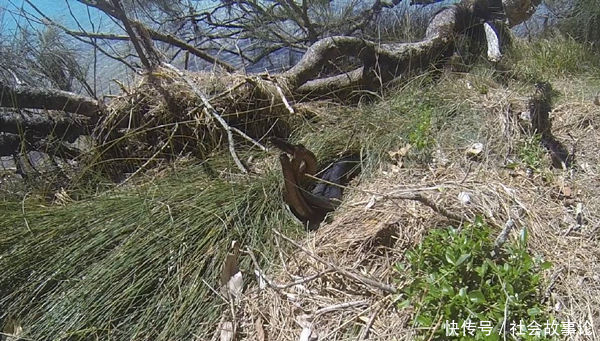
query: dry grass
92 67 297 176
236 70 600 340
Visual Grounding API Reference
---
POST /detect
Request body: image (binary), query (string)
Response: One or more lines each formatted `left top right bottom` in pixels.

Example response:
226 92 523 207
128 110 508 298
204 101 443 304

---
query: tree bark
0 109 86 142
280 6 459 95
0 84 100 117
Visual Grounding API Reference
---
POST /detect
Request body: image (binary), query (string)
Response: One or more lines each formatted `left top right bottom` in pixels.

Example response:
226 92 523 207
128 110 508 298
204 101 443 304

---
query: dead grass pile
235 73 600 340
93 67 298 173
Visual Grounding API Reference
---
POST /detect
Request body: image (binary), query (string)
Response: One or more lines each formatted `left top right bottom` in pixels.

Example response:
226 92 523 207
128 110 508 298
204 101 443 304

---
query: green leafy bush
396 217 552 340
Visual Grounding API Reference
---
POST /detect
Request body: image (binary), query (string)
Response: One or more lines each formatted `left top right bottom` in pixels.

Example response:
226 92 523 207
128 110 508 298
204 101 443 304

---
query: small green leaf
520 227 528 244
456 253 471 266
397 299 411 309
441 284 455 296
445 250 456 265
505 283 514 295
468 290 486 303
416 314 433 326
527 307 541 316
540 261 552 270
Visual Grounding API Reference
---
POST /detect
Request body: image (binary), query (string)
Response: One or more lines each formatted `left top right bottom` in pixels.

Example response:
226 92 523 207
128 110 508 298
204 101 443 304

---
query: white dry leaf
297 314 314 341
254 269 267 290
220 321 234 341
299 327 313 341
554 300 562 312
458 192 472 205
466 142 484 159
365 195 376 210
519 111 531 122
255 316 266 341
228 271 243 300
399 144 412 156
221 241 241 298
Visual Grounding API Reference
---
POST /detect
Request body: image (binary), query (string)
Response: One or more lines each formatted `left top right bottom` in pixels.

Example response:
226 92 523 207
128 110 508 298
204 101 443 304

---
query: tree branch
76 0 236 72
0 83 100 117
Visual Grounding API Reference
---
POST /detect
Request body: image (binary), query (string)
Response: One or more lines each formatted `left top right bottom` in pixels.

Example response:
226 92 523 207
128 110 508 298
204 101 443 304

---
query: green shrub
518 134 547 172
396 217 553 340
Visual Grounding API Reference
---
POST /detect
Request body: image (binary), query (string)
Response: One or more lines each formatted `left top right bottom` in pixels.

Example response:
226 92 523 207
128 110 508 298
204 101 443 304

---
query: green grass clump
0 73 456 340
517 134 548 172
0 161 299 340
507 35 600 81
396 217 552 340
294 77 449 173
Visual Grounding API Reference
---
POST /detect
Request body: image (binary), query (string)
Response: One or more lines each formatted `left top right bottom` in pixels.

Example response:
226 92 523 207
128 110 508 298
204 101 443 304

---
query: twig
358 307 381 341
492 219 515 258
427 315 444 341
314 300 368 316
230 126 268 152
21 192 32 233
274 83 295 114
273 229 397 294
308 174 464 223
247 248 332 290
324 296 391 340
386 192 465 224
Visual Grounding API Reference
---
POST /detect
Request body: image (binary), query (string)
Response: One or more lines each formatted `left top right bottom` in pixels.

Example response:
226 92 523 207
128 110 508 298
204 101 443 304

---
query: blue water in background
1 0 110 34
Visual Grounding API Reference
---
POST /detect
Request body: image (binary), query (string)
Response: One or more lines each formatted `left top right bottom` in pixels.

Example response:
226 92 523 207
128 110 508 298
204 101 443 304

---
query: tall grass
0 162 300 340
507 35 600 81
558 0 600 45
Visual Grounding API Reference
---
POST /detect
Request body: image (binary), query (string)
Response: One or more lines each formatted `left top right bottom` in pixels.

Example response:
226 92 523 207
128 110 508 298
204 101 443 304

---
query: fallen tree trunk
0 109 87 142
0 0 541 172
0 84 100 117
280 7 459 95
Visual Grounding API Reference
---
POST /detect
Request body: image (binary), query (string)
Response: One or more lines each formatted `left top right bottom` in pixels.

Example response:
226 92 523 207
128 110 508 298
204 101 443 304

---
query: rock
503 0 542 26
519 110 531 121
458 192 472 205
0 133 20 156
0 156 17 172
466 142 484 160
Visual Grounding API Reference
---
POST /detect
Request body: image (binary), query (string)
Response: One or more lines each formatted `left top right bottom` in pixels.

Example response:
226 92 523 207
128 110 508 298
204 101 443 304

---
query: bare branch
77 0 236 72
